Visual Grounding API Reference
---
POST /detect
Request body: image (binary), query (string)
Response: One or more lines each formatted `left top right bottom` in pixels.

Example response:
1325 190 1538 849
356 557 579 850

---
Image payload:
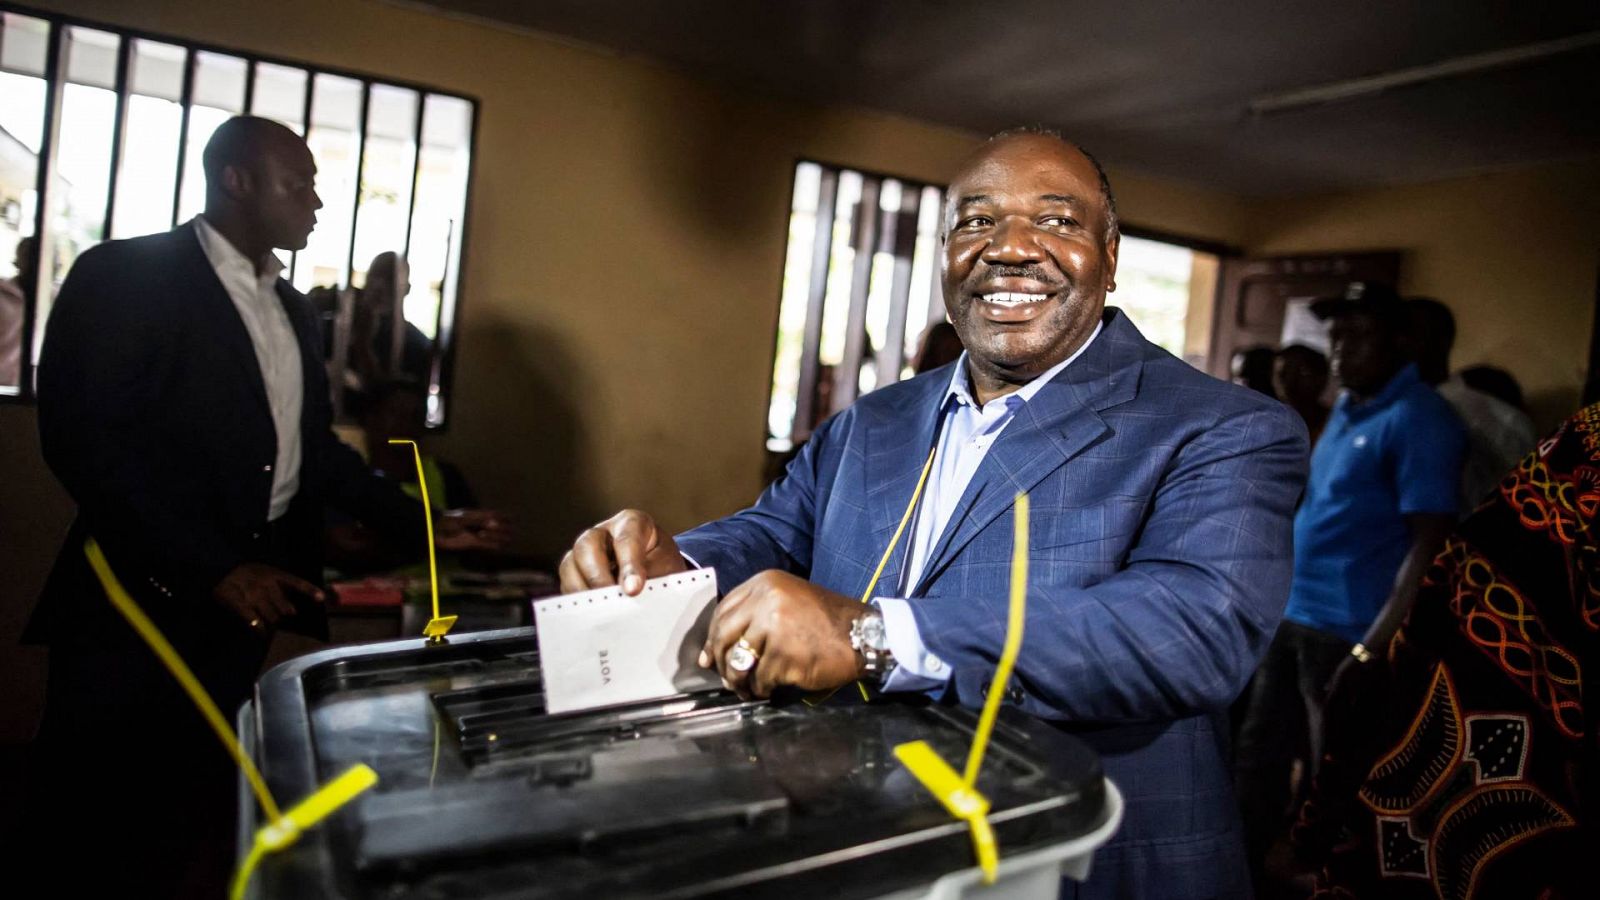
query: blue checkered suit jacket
678 308 1308 898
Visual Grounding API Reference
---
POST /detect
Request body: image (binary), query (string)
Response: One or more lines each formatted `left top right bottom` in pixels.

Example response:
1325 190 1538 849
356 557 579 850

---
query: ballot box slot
298 637 539 703
431 676 545 720
434 682 756 765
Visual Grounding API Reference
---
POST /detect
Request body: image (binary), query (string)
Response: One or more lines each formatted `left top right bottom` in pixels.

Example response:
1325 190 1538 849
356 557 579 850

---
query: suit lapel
180 223 271 412
912 311 1145 593
862 369 950 597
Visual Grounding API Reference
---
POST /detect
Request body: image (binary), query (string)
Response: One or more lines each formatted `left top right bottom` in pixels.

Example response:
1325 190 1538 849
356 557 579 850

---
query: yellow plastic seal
893 740 998 876
84 538 378 900
389 438 453 643
892 492 1030 883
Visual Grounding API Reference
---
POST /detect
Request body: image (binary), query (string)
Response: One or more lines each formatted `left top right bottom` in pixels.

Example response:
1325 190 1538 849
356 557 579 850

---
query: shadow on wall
0 405 73 745
1525 386 1585 436
438 316 600 564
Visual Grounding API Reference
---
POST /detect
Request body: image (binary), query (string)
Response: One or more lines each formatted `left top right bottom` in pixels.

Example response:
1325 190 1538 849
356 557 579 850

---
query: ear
221 162 254 200
1103 232 1120 293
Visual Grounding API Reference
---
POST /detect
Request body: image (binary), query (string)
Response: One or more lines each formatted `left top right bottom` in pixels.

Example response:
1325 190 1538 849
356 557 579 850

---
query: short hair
1459 365 1525 411
983 126 1120 240
1276 343 1329 378
1404 296 1456 347
201 115 293 188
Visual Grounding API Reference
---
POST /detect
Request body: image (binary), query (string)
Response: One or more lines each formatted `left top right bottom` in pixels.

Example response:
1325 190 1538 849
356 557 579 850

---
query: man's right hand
212 563 324 631
558 509 687 596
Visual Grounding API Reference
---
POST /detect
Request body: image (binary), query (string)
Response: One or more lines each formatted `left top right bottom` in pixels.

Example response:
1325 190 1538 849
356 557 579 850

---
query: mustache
973 264 1065 288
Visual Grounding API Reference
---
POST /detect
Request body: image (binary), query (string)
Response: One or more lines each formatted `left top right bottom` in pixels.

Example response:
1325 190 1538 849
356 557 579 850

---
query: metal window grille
0 3 477 427
766 161 947 452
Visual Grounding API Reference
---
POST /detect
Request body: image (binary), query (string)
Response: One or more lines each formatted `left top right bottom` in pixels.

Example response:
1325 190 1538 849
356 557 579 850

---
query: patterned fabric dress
1296 404 1598 899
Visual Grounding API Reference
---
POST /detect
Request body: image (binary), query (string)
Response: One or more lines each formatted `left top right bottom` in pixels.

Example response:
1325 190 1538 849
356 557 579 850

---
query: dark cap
1310 280 1403 322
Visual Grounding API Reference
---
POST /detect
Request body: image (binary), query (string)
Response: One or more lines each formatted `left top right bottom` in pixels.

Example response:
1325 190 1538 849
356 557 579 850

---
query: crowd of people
1224 285 1578 898
14 113 1589 899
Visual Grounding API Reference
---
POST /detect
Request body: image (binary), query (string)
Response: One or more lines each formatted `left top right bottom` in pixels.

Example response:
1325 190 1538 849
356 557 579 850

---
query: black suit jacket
27 222 424 717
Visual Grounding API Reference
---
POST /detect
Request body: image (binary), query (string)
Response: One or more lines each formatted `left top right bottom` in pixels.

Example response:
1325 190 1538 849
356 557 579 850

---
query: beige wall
1246 160 1600 430
0 405 72 742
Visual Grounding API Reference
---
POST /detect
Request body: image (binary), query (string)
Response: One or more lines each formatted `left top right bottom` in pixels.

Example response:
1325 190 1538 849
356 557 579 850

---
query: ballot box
239 627 1122 899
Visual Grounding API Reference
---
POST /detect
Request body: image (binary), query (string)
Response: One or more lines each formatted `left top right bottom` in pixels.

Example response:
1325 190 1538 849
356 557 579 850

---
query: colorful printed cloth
1296 405 1598 899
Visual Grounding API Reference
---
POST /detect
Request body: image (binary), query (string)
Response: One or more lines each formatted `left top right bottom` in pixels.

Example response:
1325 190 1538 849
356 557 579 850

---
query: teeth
980 292 1049 306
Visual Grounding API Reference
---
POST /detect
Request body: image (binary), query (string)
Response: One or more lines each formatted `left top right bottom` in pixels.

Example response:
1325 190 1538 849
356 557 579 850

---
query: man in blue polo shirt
1234 281 1465 884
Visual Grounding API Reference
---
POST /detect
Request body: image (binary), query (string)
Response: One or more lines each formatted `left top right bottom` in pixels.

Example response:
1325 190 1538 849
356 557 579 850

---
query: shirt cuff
875 597 953 692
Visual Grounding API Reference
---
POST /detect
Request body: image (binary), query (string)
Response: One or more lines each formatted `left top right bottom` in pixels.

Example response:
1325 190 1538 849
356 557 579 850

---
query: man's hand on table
700 570 864 700
213 562 324 632
558 509 688 594
435 508 512 552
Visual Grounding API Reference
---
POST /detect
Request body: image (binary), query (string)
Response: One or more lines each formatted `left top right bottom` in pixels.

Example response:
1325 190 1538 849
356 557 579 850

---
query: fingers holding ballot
698 570 864 700
558 509 689 594
557 515 865 702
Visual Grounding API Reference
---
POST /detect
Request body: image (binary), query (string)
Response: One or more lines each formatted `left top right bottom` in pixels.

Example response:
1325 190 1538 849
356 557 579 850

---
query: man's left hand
699 570 864 700
1321 651 1388 747
435 508 512 551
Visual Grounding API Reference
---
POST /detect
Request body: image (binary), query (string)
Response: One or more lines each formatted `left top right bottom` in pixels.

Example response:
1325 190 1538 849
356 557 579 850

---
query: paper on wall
1280 297 1332 355
533 569 722 715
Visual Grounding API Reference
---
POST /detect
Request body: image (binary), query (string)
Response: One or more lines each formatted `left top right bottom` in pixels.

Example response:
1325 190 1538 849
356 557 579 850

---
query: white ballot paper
533 569 722 715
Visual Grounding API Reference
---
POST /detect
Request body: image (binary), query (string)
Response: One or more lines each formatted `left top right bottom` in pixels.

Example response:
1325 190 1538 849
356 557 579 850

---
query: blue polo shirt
1285 364 1466 643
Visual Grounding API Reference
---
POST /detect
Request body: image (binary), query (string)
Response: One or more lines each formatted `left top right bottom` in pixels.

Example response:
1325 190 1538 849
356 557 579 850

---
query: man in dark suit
560 130 1308 897
23 116 506 897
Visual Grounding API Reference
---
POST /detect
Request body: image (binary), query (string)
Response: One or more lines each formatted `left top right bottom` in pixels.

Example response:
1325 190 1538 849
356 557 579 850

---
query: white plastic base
878 779 1125 900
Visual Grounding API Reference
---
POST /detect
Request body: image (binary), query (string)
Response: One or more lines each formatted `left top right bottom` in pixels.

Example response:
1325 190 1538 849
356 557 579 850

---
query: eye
956 215 993 231
1040 215 1079 228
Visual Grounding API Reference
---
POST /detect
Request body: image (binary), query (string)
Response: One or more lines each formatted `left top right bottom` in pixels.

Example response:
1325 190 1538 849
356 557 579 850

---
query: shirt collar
1337 362 1422 417
942 318 1104 411
193 215 286 284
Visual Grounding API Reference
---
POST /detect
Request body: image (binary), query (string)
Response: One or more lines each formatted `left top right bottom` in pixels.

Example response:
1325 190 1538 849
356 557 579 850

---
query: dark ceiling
414 0 1600 196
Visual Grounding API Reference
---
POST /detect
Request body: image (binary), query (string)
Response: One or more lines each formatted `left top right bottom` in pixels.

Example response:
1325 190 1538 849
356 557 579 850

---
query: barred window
0 5 477 427
766 161 947 452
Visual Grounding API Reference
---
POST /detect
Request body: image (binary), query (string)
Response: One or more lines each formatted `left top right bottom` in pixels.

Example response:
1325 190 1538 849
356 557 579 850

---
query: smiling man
561 129 1308 896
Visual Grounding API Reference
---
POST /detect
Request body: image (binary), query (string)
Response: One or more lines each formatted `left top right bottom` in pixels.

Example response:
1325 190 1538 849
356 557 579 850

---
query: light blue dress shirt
878 321 1103 692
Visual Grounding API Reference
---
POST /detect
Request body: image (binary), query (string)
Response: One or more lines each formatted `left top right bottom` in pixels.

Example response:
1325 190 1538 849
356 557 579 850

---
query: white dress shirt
1436 376 1537 515
193 216 303 521
878 320 1104 692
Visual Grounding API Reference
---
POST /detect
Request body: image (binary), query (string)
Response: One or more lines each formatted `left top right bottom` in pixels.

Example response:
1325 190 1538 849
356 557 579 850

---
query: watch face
860 615 888 650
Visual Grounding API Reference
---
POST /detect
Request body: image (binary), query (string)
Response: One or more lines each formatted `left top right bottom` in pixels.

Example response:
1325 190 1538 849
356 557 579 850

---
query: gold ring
727 637 758 672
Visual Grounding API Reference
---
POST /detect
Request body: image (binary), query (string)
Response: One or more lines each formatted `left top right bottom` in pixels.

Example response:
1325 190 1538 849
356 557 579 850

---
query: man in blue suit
560 129 1308 897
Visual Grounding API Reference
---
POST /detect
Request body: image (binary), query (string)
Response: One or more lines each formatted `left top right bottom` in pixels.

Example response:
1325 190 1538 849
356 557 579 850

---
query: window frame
0 1 480 430
764 157 948 451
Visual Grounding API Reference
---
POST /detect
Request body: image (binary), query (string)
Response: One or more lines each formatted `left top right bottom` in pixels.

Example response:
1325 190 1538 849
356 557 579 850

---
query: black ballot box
238 627 1119 899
